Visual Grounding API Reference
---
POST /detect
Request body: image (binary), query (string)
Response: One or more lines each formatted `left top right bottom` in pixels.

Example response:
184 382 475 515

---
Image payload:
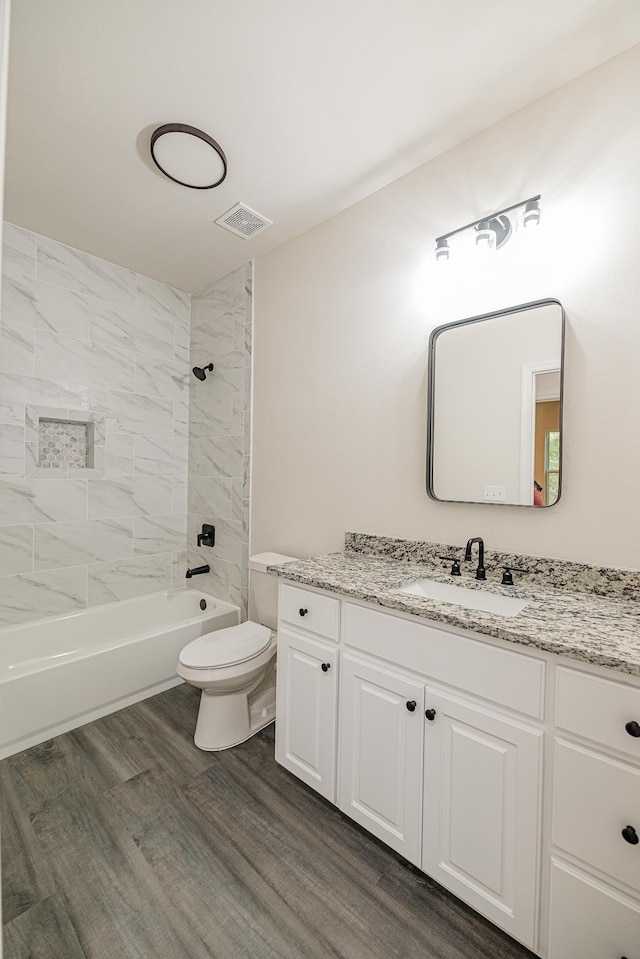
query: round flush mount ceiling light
150 124 227 190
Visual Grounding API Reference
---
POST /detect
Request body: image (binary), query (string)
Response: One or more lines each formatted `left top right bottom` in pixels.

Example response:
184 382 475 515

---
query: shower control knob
621 825 639 845
625 721 640 738
425 709 437 721
321 663 331 672
299 608 308 617
406 700 417 712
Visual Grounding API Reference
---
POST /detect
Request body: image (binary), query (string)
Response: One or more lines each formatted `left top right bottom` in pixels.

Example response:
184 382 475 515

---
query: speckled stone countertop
267 536 640 677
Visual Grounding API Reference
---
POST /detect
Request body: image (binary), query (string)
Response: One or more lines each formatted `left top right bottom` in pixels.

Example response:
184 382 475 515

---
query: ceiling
5 0 640 292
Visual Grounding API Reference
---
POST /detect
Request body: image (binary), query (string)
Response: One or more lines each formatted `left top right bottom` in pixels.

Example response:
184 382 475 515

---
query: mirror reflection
427 300 564 507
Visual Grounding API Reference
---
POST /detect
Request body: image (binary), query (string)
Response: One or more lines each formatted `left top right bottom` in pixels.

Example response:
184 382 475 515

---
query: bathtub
0 588 240 760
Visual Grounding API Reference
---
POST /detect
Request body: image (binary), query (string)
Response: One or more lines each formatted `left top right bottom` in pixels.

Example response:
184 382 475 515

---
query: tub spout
186 565 210 578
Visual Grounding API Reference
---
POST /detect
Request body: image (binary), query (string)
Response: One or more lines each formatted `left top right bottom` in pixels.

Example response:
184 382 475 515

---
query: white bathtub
0 588 240 760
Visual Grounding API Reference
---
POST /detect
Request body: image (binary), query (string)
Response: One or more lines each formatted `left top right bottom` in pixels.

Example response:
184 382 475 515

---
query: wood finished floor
1 685 536 959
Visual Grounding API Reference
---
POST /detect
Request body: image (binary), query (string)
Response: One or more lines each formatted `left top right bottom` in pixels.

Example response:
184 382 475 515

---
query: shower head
192 362 214 381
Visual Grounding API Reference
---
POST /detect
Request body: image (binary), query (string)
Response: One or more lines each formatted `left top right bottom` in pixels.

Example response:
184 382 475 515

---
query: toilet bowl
177 552 296 750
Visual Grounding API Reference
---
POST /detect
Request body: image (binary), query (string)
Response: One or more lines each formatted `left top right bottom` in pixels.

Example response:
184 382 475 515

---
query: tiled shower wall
187 264 252 620
0 222 190 626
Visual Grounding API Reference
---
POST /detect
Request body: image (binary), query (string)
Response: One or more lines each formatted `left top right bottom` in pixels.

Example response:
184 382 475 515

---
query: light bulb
475 221 496 250
435 238 450 261
521 198 541 229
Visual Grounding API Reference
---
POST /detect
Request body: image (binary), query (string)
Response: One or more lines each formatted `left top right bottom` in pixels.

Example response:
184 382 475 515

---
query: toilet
177 552 296 751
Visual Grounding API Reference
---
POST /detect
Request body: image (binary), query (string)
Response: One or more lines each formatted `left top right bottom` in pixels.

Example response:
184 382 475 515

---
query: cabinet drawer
279 584 339 641
553 739 640 894
556 666 640 760
549 859 640 959
343 602 545 718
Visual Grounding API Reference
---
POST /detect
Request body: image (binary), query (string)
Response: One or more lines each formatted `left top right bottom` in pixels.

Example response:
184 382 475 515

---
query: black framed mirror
426 299 565 507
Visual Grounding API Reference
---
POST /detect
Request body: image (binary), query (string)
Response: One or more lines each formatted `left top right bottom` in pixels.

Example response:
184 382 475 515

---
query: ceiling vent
215 203 272 239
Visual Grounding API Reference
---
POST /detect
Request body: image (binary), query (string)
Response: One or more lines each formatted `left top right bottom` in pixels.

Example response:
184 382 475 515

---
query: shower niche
26 406 106 478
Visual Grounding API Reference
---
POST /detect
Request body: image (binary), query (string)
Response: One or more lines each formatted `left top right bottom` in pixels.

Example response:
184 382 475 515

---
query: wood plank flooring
1 684 536 958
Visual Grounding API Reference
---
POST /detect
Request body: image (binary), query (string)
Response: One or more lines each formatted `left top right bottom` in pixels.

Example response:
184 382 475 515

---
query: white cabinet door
275 628 338 802
338 654 424 866
422 689 542 951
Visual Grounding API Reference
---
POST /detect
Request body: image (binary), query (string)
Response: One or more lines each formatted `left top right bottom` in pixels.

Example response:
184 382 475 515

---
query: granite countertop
267 550 640 677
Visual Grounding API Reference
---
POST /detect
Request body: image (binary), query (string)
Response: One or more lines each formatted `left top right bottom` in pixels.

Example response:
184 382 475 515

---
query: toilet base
193 681 276 751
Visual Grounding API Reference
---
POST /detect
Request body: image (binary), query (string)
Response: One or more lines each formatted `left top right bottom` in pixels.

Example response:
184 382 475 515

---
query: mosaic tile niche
38 419 91 469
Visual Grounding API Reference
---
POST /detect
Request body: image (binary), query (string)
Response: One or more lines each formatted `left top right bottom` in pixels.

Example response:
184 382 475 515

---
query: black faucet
464 537 486 580
185 565 210 578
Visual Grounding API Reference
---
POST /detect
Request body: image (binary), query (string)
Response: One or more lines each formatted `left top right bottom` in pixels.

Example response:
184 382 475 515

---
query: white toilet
177 552 296 751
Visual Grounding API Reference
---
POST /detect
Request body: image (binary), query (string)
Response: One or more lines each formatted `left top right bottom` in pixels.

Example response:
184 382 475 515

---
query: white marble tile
88 476 172 519
191 268 244 326
0 565 86 626
35 332 135 392
190 435 243 477
185 550 230 602
0 403 24 427
37 235 136 306
89 300 174 359
231 477 243 523
97 391 174 436
87 552 171 606
171 549 187 588
0 524 34 576
34 517 134 571
133 513 187 556
188 475 233 518
0 478 87 525
190 311 235 358
105 433 134 476
174 323 190 364
188 389 242 439
2 223 36 277
136 274 189 326
1 272 90 339
242 454 251 498
201 348 243 394
134 435 188 476
172 399 189 439
0 423 25 474
172 477 188 514
0 317 35 375
0 372 87 412
134 355 187 402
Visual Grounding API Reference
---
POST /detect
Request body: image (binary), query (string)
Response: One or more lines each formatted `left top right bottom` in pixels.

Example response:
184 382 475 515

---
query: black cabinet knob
299 608 308 617
406 700 417 712
625 720 640 738
425 708 437 721
321 662 330 672
621 825 639 845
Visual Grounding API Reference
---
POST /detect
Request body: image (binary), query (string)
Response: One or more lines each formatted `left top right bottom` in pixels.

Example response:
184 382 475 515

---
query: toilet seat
179 621 272 670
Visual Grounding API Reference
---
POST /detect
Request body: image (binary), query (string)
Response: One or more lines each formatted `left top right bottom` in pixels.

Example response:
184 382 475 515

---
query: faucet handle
501 566 528 586
439 555 462 577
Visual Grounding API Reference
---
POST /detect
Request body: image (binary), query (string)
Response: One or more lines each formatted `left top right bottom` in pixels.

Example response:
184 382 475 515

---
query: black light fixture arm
435 195 541 244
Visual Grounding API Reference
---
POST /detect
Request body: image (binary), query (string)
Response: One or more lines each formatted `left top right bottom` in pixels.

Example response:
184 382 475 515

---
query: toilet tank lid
249 552 298 573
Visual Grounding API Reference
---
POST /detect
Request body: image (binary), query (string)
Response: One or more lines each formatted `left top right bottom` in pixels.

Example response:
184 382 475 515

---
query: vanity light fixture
435 195 541 261
150 124 227 190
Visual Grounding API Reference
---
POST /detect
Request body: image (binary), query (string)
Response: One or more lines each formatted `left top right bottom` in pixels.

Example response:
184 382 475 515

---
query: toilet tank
249 552 298 630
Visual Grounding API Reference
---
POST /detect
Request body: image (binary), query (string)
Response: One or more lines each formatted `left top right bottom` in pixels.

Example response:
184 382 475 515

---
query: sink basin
396 579 530 617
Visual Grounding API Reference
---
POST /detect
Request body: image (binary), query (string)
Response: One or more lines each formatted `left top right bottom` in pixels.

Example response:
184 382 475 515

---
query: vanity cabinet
548 666 640 958
275 628 338 802
275 580 640 957
338 653 424 864
422 688 542 946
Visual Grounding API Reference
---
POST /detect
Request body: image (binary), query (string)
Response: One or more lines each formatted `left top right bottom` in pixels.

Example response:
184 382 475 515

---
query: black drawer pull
425 708 437 721
625 720 640 738
321 662 331 672
299 608 308 617
406 700 417 712
621 825 638 845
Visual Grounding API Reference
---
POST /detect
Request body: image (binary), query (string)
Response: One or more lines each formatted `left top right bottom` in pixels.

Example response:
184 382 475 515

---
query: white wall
252 43 640 570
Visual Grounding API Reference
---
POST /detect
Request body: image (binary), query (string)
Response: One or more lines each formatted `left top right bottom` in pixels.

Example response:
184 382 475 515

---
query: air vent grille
215 203 272 239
